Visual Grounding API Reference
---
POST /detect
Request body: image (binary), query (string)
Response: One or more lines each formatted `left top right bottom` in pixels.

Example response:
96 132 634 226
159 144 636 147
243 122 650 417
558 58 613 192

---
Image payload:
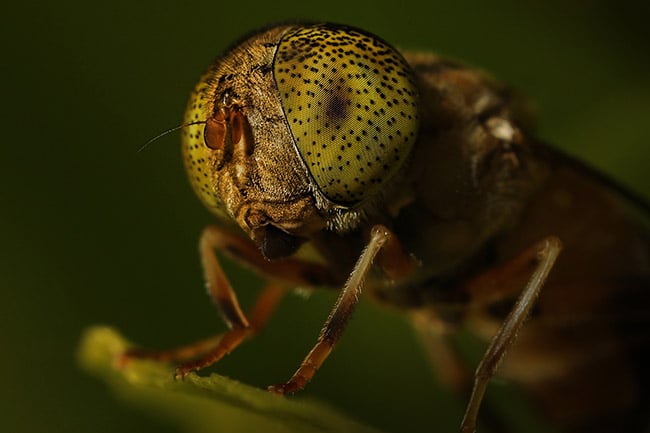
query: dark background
2 1 649 432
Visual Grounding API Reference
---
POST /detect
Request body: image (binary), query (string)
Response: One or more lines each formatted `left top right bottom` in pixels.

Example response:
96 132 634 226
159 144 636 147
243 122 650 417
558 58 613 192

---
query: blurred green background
2 0 649 432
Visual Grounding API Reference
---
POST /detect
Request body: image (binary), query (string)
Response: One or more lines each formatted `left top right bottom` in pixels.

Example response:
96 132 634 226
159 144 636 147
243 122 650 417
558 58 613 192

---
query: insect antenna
138 120 207 153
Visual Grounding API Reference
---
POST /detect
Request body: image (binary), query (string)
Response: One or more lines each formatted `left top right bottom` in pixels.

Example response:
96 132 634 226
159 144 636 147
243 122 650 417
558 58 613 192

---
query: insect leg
201 224 342 288
122 283 283 365
412 311 470 392
460 236 562 433
122 225 286 371
172 284 285 379
121 225 339 374
173 224 317 378
269 224 415 394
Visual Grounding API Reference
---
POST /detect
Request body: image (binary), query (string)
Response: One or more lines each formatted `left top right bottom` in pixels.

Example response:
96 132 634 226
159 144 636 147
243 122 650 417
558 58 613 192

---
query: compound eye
273 24 419 206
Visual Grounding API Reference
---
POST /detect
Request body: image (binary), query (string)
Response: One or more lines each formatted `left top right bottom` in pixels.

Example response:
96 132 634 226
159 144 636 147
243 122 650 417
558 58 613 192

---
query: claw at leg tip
174 367 190 381
267 384 285 395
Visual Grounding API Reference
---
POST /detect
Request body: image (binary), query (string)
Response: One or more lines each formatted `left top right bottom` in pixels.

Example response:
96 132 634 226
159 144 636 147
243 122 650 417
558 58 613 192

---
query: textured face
274 24 419 205
182 23 420 248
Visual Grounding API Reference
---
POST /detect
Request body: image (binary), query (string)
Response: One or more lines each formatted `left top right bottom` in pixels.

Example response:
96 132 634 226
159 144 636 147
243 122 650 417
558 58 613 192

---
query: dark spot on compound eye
325 91 349 123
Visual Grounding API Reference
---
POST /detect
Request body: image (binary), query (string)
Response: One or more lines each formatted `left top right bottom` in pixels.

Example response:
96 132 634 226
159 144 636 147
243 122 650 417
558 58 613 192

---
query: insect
124 23 650 432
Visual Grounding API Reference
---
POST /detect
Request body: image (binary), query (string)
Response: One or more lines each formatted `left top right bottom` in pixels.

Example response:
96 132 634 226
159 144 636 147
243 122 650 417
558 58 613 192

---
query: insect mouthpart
256 224 305 259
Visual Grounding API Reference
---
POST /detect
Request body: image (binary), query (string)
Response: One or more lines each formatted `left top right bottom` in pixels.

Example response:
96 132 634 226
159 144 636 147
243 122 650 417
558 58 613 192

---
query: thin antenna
138 120 207 153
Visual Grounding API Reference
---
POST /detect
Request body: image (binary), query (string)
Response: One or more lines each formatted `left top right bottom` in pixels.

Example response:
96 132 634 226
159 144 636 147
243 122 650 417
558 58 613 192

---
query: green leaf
78 326 385 433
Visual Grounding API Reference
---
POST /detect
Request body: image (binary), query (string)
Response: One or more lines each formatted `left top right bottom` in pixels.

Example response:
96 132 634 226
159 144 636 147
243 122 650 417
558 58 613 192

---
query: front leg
269 224 418 394
121 224 341 374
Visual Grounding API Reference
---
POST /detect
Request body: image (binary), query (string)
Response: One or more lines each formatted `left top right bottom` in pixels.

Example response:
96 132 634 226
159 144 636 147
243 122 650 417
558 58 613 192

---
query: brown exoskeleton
124 23 650 432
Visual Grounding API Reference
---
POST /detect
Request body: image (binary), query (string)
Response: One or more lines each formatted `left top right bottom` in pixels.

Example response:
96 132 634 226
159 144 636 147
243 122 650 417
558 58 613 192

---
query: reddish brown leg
411 311 470 392
200 225 342 289
122 334 224 364
121 281 284 366
122 224 335 374
459 236 562 433
269 224 417 394
173 282 285 379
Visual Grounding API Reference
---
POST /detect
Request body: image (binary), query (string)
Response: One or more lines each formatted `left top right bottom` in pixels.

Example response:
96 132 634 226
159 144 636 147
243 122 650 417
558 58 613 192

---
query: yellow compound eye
274 24 419 206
